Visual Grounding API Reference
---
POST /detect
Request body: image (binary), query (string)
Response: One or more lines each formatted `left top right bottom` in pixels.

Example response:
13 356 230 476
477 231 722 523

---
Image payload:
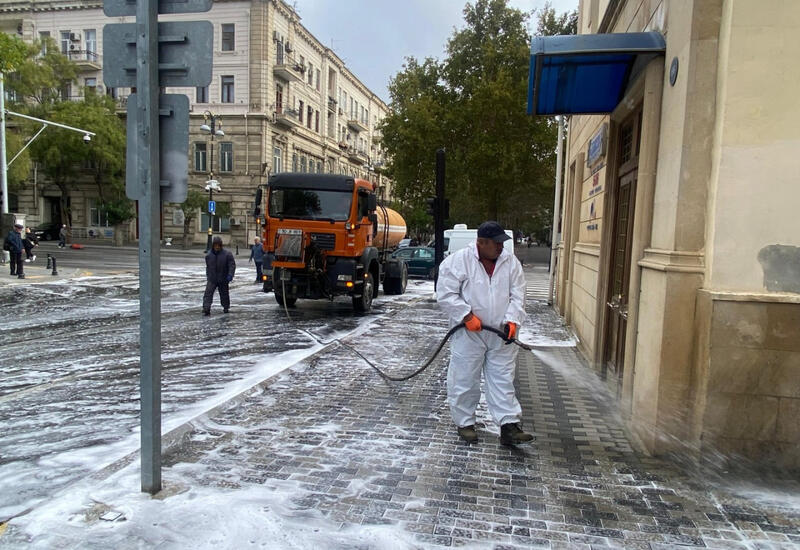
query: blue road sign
208 200 216 213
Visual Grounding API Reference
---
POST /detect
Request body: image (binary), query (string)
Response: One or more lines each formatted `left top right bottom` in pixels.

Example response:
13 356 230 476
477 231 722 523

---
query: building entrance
604 110 641 390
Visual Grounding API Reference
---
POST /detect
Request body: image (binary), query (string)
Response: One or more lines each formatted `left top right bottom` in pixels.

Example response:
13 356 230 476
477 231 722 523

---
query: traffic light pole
434 149 446 283
136 0 162 495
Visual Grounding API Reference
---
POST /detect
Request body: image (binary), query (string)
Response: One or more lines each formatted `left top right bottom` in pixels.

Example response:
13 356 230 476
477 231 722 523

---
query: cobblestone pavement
4 267 799 549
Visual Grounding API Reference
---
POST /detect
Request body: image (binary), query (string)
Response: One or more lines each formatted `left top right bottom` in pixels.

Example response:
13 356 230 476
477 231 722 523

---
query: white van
444 224 514 257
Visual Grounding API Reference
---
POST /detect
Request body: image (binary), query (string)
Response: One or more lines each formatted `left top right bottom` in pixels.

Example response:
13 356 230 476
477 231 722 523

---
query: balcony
347 147 368 164
347 117 368 133
67 49 102 71
327 97 337 112
273 62 305 83
371 129 383 143
273 108 300 128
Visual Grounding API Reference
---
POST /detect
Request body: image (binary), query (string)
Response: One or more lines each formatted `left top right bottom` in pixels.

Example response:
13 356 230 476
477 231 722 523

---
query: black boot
457 425 478 443
500 423 534 446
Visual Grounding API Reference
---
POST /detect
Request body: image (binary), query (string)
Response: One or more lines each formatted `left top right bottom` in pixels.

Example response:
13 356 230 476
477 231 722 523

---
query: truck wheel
274 291 297 308
353 272 374 312
383 263 407 295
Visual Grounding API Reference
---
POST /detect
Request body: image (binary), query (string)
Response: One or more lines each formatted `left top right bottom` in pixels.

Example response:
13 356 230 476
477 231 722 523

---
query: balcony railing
347 147 368 164
273 62 304 83
273 108 300 127
327 97 337 112
347 117 368 133
66 49 102 71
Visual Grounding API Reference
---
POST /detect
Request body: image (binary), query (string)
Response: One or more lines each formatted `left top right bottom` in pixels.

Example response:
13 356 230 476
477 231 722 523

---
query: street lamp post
200 111 224 252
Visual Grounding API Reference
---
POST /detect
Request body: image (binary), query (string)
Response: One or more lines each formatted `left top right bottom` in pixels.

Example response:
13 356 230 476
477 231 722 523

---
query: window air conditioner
273 30 279 41
70 32 80 42
69 43 78 51
284 41 293 53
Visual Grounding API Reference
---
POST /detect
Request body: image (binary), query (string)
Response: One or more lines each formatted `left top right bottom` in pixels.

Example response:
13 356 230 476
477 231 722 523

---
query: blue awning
527 32 666 116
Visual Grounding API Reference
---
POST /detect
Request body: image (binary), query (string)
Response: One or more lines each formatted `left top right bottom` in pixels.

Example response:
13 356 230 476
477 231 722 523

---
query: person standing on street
23 227 37 262
203 236 236 315
436 221 533 446
249 237 264 284
58 224 67 248
5 223 26 279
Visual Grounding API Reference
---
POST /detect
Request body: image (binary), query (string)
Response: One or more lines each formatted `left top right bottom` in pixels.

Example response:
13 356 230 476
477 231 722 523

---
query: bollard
51 256 58 276
236 244 239 255
46 254 52 269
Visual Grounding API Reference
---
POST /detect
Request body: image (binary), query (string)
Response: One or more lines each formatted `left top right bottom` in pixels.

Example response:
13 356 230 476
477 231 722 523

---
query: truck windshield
269 188 352 221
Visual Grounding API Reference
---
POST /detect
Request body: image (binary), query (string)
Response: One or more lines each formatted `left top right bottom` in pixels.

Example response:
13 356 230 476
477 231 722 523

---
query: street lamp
200 111 224 252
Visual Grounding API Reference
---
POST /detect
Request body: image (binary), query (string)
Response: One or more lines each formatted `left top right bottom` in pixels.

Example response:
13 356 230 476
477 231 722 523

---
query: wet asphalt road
0 246 433 521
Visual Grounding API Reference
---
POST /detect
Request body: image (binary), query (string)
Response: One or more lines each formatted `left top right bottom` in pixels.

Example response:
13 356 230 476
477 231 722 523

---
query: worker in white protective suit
436 221 534 445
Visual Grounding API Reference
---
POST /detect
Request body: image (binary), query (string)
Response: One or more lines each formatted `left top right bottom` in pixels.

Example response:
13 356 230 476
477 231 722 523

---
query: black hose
339 322 533 382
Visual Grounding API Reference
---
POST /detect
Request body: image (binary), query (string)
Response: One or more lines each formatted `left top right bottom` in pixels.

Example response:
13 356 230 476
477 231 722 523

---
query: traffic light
426 197 437 217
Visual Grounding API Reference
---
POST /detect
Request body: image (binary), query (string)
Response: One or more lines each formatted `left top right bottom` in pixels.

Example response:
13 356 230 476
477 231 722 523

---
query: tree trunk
183 217 194 249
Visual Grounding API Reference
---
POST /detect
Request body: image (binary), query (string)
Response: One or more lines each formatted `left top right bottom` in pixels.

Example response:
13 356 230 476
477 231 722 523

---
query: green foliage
0 34 28 73
5 37 78 105
535 1 578 36
103 197 135 225
179 189 207 221
381 0 576 236
27 96 126 224
4 131 32 191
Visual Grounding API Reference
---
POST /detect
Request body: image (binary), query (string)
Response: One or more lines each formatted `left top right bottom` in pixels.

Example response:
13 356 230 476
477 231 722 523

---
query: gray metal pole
1 72 8 215
547 116 565 306
137 0 162 494
1 72 9 264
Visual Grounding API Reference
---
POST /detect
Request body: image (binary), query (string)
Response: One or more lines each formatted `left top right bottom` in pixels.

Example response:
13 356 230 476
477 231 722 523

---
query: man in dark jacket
203 236 236 315
249 236 264 284
5 223 25 279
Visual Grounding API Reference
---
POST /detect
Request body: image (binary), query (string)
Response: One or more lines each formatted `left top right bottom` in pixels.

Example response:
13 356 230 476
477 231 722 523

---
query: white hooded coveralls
436 241 526 428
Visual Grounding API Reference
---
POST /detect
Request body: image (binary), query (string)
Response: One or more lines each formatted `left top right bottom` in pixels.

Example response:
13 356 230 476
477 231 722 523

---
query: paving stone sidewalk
148 266 800 548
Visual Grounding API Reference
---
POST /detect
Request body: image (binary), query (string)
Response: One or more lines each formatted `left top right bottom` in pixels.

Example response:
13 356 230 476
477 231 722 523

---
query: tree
177 189 206 249
1 34 35 191
380 58 448 236
5 37 78 105
28 97 126 225
535 1 578 37
380 0 574 235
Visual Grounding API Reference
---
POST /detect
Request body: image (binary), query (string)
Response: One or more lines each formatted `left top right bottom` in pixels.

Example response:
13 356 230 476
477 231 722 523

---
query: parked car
391 246 437 279
32 222 62 241
398 238 419 248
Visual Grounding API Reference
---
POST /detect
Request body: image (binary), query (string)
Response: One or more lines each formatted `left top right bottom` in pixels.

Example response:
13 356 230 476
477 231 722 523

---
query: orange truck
254 173 409 312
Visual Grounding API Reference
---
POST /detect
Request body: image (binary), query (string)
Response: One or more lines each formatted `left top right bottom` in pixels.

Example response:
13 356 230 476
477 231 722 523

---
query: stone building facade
0 0 391 246
547 0 800 468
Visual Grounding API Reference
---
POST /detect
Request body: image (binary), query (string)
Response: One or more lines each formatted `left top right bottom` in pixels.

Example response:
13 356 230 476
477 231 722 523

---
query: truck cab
257 174 407 312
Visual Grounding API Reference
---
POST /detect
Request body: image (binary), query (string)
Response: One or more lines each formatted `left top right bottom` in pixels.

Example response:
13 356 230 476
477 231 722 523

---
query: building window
201 204 230 233
300 155 307 172
275 40 284 64
218 142 233 172
307 106 312 129
298 100 304 123
85 77 97 94
315 110 319 133
84 29 97 61
292 152 298 172
307 62 314 85
89 199 109 227
275 83 283 112
106 87 118 100
273 146 282 173
60 31 70 54
317 160 322 173
194 142 207 172
60 83 71 101
221 24 234 51
196 86 208 103
315 69 320 91
221 75 234 103
39 31 50 56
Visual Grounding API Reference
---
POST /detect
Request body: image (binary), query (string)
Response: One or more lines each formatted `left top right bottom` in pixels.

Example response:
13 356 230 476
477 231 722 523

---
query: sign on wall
587 123 608 167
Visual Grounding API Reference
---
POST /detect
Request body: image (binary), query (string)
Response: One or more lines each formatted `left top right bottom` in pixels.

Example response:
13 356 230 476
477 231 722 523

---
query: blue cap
477 221 510 243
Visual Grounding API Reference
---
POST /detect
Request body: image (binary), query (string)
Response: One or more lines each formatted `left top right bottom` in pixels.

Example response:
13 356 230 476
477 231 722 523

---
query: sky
293 0 579 104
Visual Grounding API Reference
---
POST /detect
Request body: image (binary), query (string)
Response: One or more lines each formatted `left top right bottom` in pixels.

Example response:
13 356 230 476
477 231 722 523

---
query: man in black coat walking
5 223 25 279
203 236 236 315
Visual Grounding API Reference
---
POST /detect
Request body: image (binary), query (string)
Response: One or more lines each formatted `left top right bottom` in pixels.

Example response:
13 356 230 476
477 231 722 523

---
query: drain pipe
547 115 565 306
